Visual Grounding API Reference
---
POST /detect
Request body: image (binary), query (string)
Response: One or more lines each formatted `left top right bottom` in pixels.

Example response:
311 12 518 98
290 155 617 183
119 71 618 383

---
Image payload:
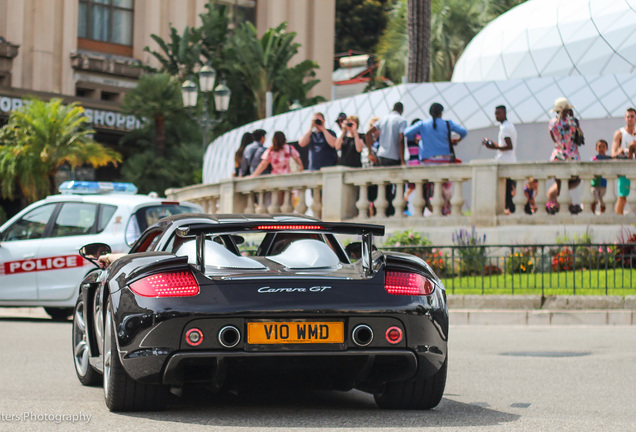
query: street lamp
289 99 303 111
181 65 231 149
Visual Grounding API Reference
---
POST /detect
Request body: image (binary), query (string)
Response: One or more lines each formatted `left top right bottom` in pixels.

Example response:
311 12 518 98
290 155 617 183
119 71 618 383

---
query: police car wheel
45 307 72 321
103 297 168 412
72 299 101 386
373 358 447 410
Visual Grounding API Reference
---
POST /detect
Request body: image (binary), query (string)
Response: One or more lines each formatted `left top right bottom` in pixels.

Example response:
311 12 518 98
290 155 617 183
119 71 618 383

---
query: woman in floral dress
251 131 304 176
546 97 583 213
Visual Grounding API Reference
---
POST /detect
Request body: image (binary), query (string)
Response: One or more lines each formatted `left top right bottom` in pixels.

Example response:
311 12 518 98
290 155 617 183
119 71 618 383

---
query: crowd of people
232 98 636 216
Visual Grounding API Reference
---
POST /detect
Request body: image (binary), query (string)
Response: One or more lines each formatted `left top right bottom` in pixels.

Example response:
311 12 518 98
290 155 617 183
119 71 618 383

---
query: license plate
247 321 344 344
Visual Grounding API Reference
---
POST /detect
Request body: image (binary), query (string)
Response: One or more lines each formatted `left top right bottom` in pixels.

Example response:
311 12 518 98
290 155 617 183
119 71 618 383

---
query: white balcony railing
166 160 636 231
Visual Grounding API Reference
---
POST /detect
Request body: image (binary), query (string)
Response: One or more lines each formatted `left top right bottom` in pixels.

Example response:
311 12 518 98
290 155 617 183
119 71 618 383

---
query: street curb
450 309 635 325
449 295 636 310
0 307 50 319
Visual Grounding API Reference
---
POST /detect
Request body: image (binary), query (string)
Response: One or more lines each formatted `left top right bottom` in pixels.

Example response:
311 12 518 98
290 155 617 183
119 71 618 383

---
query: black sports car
72 214 448 411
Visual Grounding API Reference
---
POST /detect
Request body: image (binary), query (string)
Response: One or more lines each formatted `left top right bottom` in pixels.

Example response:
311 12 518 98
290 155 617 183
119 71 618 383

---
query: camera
481 138 493 146
346 122 354 127
314 119 322 126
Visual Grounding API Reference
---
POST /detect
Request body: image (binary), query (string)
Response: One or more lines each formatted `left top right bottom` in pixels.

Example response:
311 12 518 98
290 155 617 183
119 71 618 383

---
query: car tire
374 358 447 410
45 307 72 321
72 297 102 386
103 298 168 412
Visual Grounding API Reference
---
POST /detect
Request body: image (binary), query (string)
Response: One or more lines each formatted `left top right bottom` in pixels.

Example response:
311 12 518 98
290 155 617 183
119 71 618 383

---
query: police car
0 181 203 319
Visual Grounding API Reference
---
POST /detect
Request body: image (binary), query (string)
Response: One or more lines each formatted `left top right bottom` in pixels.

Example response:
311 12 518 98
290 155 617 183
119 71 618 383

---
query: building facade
0 0 334 134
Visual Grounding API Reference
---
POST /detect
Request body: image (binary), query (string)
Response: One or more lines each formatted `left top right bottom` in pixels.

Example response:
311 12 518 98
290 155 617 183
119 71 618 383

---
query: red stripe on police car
3 255 86 275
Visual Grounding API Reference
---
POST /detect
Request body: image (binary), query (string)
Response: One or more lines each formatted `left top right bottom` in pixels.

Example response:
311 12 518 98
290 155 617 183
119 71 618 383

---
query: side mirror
79 242 112 267
231 235 245 245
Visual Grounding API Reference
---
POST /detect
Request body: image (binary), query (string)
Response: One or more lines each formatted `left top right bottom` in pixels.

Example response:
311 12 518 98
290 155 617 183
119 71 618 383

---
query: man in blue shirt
404 103 467 215
404 103 467 162
299 112 338 171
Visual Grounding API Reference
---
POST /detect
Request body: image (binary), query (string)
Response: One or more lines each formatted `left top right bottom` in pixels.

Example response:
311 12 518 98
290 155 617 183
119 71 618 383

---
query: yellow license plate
247 321 344 344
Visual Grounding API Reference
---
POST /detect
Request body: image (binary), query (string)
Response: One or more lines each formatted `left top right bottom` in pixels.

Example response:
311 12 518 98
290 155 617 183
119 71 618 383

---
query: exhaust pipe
218 325 241 348
351 324 374 347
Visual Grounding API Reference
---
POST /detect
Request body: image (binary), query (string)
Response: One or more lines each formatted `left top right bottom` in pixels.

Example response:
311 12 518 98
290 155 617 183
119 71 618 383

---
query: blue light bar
58 181 138 195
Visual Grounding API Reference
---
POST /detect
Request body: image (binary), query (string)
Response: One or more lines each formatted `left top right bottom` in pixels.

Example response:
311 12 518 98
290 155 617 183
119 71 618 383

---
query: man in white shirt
365 102 407 216
483 105 518 213
366 102 407 166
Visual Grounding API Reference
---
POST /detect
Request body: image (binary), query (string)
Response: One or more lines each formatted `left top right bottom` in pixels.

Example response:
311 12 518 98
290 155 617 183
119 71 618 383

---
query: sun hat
551 97 574 113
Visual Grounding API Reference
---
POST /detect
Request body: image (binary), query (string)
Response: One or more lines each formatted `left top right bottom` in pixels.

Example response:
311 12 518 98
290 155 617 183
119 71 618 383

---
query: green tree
229 22 323 119
121 73 183 158
119 72 202 194
143 26 202 80
335 0 393 54
0 98 121 203
375 0 407 84
374 0 527 84
198 4 256 129
119 134 203 195
144 5 322 127
429 0 492 81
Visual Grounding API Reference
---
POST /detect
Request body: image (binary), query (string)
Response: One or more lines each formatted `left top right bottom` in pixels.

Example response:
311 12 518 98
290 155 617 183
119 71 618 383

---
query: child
591 139 612 213
523 177 538 214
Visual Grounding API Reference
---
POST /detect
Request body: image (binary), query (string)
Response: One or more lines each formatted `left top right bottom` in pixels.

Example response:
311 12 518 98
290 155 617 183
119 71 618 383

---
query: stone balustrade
166 160 636 231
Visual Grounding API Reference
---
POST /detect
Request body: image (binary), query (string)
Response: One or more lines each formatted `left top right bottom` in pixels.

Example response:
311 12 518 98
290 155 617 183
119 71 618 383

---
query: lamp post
289 99 303 111
181 65 231 150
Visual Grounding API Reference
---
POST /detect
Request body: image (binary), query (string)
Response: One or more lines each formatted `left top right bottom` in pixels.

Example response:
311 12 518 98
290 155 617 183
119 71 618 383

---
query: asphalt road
0 310 635 431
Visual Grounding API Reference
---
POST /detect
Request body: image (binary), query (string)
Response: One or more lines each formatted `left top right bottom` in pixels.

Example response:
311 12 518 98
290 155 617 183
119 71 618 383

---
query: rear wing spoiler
176 221 385 275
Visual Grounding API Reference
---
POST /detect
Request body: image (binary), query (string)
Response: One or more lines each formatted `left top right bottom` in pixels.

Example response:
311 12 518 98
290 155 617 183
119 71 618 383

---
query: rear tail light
255 225 323 230
130 271 200 297
385 271 434 296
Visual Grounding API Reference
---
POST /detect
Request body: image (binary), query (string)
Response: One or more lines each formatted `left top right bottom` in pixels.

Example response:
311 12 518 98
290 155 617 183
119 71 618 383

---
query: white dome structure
202 0 636 184
451 0 636 82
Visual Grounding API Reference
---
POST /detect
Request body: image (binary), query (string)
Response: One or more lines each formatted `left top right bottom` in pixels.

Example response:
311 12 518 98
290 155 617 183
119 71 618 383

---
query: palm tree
143 26 203 81
375 0 408 85
407 0 432 83
121 73 183 157
229 22 321 119
375 0 526 84
429 0 493 81
0 98 121 203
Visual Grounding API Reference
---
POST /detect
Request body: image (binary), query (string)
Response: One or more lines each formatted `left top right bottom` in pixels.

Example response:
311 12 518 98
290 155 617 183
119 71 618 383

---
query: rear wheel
72 298 101 386
45 307 72 321
103 298 168 411
374 358 447 410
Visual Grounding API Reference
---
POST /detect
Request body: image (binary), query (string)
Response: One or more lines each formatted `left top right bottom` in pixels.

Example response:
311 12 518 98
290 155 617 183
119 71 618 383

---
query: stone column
469 161 499 226
321 166 358 221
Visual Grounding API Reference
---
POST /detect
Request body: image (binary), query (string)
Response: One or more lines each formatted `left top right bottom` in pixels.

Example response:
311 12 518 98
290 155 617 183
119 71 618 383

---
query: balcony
166 160 636 243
